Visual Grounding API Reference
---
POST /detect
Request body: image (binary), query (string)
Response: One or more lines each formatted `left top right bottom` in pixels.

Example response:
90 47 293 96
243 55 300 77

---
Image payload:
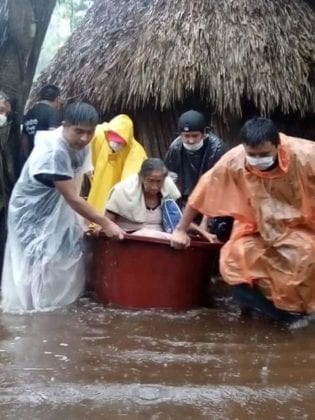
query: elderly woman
105 158 180 237
105 158 217 242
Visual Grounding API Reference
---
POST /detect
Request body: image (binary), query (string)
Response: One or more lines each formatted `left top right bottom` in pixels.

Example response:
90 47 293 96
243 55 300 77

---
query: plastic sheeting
35 127 92 194
189 133 315 313
1 130 88 312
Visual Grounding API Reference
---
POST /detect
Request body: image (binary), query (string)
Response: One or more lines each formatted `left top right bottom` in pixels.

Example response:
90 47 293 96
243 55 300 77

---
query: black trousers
232 283 304 323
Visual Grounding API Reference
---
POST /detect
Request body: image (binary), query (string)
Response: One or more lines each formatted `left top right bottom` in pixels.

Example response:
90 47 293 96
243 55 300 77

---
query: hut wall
98 106 314 159
131 108 315 159
100 96 216 158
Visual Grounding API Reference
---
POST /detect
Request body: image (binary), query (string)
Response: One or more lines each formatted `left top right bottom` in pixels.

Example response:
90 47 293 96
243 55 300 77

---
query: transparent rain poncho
1 129 88 312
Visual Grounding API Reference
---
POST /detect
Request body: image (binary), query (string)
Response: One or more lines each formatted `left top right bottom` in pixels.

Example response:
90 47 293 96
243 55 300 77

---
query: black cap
178 110 207 132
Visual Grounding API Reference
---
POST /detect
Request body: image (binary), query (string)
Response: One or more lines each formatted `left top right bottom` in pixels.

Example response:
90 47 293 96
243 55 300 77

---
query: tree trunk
0 0 57 101
0 0 57 176
0 0 57 276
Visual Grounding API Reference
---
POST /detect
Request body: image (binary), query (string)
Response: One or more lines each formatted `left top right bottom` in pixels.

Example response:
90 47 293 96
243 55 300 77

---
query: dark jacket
164 133 225 200
164 133 233 241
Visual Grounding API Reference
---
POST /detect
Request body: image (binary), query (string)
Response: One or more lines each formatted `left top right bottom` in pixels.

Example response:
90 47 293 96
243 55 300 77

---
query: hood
102 114 134 146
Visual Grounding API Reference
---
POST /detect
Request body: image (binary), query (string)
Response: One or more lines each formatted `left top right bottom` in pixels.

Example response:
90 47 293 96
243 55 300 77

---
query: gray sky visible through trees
35 0 93 78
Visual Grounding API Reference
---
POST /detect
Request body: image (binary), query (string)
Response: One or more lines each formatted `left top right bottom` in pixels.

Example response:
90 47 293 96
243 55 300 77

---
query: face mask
0 114 7 127
109 141 124 152
246 155 275 171
183 139 204 151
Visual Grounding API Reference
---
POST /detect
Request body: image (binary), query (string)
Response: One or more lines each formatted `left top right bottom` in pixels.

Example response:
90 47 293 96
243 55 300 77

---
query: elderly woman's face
142 170 167 196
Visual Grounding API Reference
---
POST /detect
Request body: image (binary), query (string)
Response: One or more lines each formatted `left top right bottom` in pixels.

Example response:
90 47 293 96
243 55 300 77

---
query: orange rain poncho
189 133 315 313
87 115 147 212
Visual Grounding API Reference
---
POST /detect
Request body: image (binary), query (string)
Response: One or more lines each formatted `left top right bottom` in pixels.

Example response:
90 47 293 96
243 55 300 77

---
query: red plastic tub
85 233 221 310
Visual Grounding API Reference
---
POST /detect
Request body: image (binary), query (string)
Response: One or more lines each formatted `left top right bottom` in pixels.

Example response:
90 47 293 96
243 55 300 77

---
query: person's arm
199 215 208 230
20 132 31 160
105 210 118 222
165 142 181 189
47 107 61 129
170 203 199 249
212 136 226 163
164 146 177 173
188 222 220 243
54 179 124 239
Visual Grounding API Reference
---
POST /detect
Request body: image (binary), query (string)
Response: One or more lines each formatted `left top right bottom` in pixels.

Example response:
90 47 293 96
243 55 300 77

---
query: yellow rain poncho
189 133 315 313
87 115 147 212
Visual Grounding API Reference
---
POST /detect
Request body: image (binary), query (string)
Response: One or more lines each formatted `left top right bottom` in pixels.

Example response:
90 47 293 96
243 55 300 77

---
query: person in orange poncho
171 117 315 324
87 114 147 213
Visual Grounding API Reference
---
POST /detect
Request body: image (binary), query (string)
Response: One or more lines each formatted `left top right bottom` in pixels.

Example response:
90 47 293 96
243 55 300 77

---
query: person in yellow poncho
87 114 147 212
171 117 315 325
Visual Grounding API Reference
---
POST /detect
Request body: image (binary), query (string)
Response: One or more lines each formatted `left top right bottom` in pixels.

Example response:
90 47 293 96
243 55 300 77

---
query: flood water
1 297 315 419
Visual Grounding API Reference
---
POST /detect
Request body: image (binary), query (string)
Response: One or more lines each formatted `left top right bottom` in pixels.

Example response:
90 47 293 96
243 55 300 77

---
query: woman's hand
85 223 102 236
84 219 124 240
197 230 220 243
189 222 221 243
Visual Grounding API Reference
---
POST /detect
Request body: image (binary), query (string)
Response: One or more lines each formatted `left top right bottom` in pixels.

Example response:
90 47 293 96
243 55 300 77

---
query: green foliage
58 0 94 31
35 0 94 78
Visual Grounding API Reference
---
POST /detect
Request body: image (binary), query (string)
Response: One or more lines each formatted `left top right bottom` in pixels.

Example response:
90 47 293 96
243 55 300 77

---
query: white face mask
183 139 204 151
0 114 7 127
246 155 275 171
109 141 124 152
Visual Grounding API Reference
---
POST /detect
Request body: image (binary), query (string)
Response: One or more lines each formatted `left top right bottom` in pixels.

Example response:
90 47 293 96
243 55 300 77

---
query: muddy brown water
1 297 315 420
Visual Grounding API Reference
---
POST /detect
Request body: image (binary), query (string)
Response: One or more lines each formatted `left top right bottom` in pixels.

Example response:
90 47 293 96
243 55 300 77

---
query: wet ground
1 297 315 420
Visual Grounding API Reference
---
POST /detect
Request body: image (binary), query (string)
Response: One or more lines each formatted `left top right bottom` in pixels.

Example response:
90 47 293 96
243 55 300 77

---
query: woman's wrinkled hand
83 220 98 235
197 230 221 243
90 224 102 236
188 222 222 244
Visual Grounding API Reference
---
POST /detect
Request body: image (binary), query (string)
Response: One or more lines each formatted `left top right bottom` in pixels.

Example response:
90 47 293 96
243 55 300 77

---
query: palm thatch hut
33 0 315 155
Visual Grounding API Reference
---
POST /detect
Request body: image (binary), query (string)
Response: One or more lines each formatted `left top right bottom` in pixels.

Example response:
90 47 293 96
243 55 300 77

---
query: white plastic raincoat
35 127 93 193
1 129 88 312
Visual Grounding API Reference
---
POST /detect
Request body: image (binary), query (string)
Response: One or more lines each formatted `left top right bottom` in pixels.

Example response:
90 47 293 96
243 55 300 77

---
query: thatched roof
34 0 315 118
